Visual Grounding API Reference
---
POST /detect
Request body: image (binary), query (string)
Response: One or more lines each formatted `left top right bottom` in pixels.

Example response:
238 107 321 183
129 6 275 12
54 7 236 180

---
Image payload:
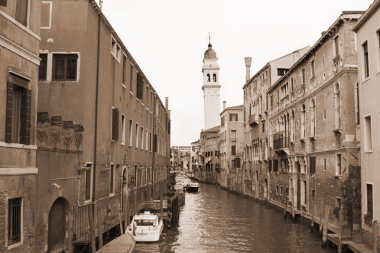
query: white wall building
353 0 380 234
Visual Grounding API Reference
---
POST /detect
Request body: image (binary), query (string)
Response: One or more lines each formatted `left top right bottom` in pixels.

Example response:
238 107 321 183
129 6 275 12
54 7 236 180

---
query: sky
101 0 373 146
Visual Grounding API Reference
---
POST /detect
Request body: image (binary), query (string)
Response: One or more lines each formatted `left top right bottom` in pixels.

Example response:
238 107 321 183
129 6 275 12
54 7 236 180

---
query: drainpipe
90 7 101 253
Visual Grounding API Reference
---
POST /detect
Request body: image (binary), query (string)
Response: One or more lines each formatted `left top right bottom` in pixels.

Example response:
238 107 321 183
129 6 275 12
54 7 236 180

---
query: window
136 73 144 100
367 184 373 216
207 73 210 82
84 163 93 202
111 108 119 141
149 132 152 151
128 120 133 146
39 54 48 80
364 115 372 151
336 154 342 176
310 156 316 174
111 37 121 61
110 164 115 195
5 73 31 145
122 55 127 86
290 110 295 142
377 30 380 71
323 158 327 171
334 36 340 57
300 104 306 139
277 68 288 76
229 113 238 121
213 73 217 82
135 123 139 148
140 126 144 150
129 65 134 93
334 83 341 130
301 69 306 84
0 0 7 7
52 54 78 81
15 0 28 26
311 60 315 78
231 145 236 155
8 198 22 245
310 99 316 137
121 114 125 145
221 116 225 126
145 129 149 151
230 130 237 140
363 41 369 79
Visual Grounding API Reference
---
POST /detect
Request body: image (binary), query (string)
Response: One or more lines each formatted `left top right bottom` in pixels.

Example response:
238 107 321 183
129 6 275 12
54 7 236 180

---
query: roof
268 11 364 93
220 104 244 115
202 125 220 133
242 46 310 89
353 0 380 32
204 43 217 59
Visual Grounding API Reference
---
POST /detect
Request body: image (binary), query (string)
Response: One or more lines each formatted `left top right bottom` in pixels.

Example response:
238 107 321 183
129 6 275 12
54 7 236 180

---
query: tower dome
204 43 217 59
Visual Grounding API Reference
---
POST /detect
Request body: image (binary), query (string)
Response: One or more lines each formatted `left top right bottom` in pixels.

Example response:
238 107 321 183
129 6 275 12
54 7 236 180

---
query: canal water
134 182 336 253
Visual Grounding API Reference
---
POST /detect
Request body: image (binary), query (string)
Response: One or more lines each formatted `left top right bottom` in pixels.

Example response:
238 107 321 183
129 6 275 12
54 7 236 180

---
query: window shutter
234 157 241 168
0 0 7 6
5 83 13 143
112 108 119 141
310 156 316 174
153 134 157 152
20 89 31 145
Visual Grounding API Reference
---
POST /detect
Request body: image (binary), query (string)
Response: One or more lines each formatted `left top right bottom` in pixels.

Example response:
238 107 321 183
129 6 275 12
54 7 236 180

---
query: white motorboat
126 211 163 242
186 182 200 192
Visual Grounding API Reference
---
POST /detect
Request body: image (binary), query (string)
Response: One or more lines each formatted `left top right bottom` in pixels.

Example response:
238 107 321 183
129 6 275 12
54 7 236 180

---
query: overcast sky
101 0 373 146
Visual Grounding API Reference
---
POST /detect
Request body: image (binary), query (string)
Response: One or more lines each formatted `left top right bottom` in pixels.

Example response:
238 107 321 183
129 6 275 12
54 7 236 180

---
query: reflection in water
135 182 336 253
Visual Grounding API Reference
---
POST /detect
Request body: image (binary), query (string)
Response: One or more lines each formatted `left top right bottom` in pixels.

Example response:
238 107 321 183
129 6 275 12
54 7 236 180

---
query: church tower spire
202 37 221 130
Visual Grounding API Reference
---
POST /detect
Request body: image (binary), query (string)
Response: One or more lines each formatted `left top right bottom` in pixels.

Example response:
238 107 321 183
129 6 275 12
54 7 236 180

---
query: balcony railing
248 114 259 127
273 132 289 150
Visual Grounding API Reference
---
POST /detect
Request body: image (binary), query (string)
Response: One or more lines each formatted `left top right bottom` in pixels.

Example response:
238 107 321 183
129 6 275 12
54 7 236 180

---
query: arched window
213 73 217 82
301 104 306 139
310 99 316 137
334 83 340 130
207 73 210 82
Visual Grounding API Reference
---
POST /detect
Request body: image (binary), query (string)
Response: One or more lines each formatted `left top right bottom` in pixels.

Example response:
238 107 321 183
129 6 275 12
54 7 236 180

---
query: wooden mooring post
322 205 330 247
373 220 378 253
338 206 343 253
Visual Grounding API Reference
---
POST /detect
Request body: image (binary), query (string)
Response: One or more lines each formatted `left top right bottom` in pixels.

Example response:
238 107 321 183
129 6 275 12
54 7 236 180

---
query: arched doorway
48 197 68 253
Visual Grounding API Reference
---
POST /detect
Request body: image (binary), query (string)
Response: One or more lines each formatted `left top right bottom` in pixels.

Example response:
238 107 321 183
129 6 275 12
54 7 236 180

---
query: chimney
244 57 252 82
165 97 169 112
223 101 226 110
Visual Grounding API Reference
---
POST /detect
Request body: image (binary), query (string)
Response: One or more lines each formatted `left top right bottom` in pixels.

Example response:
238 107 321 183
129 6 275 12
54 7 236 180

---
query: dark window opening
15 0 28 26
8 198 22 245
52 54 78 81
112 107 119 141
39 54 48 80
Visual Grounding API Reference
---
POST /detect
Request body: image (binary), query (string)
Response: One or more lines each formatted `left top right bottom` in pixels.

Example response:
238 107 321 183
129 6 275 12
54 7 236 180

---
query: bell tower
202 39 221 130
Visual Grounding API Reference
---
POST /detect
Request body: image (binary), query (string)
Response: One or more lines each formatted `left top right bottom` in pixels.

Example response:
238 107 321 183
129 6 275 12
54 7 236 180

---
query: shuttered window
136 73 144 100
112 108 119 141
15 0 28 26
5 73 31 145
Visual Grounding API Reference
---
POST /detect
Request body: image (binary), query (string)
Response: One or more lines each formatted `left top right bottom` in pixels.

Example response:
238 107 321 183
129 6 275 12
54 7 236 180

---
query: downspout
90 7 101 253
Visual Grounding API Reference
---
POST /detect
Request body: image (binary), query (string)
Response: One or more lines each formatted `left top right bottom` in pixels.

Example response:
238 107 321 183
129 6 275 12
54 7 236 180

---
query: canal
134 182 337 253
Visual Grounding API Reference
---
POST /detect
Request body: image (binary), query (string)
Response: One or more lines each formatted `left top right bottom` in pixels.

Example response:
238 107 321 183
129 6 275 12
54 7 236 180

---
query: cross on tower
208 32 212 44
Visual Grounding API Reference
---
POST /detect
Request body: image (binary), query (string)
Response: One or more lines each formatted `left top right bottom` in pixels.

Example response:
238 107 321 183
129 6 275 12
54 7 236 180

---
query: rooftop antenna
208 32 212 45
99 0 103 10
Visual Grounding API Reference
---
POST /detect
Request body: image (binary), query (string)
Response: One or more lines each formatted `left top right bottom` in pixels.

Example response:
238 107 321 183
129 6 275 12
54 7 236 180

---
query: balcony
248 114 259 127
273 132 289 155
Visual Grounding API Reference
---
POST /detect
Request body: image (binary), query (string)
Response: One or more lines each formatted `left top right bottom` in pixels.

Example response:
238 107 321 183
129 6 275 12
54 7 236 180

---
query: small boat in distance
126 211 163 242
186 182 200 192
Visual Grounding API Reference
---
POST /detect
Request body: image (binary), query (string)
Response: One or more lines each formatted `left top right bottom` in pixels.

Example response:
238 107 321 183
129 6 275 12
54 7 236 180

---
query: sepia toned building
190 140 200 176
170 146 191 169
218 103 245 192
0 1 41 252
242 48 309 200
35 0 170 252
196 126 220 184
267 11 361 235
353 0 380 247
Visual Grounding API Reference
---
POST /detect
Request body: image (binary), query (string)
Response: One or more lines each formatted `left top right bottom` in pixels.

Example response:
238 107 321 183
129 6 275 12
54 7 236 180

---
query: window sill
0 142 37 150
7 241 23 250
364 150 374 153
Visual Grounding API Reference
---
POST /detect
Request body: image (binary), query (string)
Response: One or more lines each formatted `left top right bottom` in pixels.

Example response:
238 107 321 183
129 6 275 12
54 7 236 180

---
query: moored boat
186 182 200 192
126 211 163 242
